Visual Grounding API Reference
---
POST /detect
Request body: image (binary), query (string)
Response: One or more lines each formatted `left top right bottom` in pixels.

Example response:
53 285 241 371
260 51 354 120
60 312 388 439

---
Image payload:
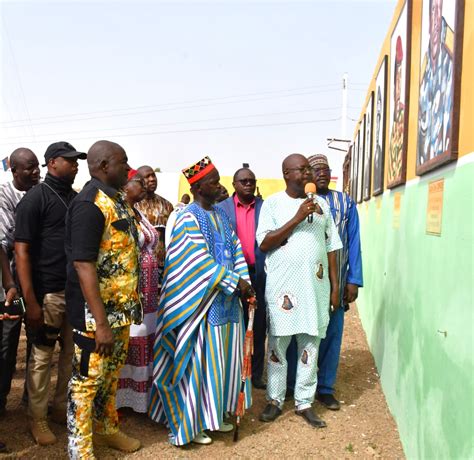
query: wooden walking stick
233 295 257 442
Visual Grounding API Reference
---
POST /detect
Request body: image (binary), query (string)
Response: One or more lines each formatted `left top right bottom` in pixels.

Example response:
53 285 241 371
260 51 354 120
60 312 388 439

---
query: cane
233 295 256 442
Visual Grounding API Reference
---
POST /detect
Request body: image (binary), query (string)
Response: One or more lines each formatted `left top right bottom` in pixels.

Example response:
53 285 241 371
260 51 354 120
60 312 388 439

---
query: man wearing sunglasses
287 154 363 411
217 167 267 390
256 154 342 428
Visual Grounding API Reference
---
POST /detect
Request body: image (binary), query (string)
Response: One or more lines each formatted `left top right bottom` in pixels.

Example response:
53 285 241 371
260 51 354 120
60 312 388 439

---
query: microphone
304 182 317 223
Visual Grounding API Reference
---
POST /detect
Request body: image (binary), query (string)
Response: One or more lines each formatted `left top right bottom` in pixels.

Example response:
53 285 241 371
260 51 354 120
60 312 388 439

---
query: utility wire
0 84 340 127
1 106 343 141
1 19 36 141
0 117 341 146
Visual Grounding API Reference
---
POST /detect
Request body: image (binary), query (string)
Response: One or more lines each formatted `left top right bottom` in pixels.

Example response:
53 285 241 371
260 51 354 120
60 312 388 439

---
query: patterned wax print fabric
67 326 130 460
117 213 159 413
256 191 342 338
135 194 173 228
89 191 141 330
148 203 251 446
135 193 173 278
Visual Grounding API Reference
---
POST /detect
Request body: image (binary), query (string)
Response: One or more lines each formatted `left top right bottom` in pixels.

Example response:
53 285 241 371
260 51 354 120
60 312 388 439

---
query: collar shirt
0 181 26 254
65 178 141 332
234 194 256 266
135 194 174 228
15 173 76 298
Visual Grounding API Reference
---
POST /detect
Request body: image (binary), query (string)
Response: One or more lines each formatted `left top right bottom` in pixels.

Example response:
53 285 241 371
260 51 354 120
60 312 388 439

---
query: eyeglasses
285 166 313 174
313 167 332 176
236 179 256 185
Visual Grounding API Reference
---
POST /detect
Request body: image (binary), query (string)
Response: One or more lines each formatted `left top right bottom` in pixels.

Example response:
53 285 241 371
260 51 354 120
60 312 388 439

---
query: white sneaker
217 422 234 433
192 432 212 445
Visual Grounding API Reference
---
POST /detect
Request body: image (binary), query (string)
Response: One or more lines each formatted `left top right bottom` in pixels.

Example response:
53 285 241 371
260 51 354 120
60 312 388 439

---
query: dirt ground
0 305 405 459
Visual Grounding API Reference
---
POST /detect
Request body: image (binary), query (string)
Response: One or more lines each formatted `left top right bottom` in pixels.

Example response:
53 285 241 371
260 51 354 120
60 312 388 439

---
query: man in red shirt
217 167 266 389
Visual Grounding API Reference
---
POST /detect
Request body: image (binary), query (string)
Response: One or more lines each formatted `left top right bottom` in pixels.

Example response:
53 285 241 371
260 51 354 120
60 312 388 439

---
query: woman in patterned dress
116 171 160 413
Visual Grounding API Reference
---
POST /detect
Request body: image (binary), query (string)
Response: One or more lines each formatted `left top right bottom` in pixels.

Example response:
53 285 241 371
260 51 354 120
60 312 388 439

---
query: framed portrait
343 145 352 194
356 125 364 203
416 0 465 175
351 134 358 200
373 56 388 196
387 0 412 189
363 93 374 201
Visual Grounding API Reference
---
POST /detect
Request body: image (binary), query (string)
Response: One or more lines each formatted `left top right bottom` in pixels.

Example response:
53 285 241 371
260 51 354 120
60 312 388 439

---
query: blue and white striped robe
148 204 252 446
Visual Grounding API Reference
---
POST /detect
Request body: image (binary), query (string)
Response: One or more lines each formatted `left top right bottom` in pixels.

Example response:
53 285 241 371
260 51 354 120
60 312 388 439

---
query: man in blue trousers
217 167 266 389
287 154 363 410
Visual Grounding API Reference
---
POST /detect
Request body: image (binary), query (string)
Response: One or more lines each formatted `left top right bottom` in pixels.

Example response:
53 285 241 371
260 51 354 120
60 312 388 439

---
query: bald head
137 165 158 196
10 147 40 191
10 148 37 170
282 153 307 173
87 140 130 189
87 140 124 173
282 153 312 198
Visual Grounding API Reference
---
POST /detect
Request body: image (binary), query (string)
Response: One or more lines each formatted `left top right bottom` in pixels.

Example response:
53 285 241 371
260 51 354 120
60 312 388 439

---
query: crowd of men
0 140 362 457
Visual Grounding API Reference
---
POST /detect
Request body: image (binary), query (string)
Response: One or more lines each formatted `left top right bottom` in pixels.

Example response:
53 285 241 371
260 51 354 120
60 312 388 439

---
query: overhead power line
0 117 341 146
1 106 343 141
0 84 340 127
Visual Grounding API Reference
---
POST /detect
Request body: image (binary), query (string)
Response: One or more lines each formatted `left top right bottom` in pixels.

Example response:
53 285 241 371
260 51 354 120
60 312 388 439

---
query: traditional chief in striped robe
148 156 254 446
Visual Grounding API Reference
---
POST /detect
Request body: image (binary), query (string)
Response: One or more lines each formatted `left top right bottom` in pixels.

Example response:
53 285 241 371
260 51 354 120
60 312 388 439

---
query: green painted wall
356 158 474 459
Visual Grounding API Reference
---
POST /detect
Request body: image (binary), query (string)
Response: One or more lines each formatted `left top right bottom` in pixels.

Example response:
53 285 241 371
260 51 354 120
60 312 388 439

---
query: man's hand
294 198 316 224
95 323 114 357
343 283 359 304
330 288 340 312
237 278 256 302
4 287 18 307
26 301 44 330
2 288 20 320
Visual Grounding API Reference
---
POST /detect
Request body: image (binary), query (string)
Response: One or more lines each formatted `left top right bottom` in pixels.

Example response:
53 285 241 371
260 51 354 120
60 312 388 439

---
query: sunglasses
236 179 256 185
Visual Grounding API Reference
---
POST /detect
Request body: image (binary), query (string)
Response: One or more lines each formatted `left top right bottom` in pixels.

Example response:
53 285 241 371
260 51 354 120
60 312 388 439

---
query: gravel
0 305 405 459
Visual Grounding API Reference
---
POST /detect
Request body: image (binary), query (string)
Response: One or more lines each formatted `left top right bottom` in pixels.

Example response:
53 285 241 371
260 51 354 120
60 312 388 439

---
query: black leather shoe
295 408 327 428
316 393 341 410
252 378 267 390
259 403 282 422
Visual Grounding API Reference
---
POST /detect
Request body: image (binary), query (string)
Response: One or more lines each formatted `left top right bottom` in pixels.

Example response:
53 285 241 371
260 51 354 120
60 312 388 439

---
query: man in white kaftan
257 154 342 428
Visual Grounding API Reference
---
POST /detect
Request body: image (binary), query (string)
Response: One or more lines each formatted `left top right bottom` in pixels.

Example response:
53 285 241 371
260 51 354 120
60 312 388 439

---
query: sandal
192 432 212 445
217 421 234 433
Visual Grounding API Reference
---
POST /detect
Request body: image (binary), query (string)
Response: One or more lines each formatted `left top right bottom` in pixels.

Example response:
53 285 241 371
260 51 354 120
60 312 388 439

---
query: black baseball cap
43 141 87 167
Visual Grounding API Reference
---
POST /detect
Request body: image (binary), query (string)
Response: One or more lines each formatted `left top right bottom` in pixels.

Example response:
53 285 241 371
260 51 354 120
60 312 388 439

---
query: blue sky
1 0 396 184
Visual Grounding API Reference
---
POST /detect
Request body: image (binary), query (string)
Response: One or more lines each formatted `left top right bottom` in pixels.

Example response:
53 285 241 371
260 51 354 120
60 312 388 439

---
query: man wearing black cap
15 141 86 446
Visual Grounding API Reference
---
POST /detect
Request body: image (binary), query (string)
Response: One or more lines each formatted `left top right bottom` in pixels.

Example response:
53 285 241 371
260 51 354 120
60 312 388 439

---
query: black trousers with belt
244 266 267 382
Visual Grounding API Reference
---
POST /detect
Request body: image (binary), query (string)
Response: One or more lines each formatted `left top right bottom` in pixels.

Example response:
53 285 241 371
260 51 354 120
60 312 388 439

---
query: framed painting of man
363 93 374 201
373 56 388 196
387 0 412 189
351 133 359 200
356 123 364 203
416 0 465 175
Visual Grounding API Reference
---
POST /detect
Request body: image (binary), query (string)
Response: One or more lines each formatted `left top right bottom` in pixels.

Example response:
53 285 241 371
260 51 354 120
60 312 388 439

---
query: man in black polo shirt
15 141 86 446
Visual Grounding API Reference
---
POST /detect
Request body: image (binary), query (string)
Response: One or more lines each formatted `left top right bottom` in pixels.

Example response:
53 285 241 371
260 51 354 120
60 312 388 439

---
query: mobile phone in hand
3 297 26 316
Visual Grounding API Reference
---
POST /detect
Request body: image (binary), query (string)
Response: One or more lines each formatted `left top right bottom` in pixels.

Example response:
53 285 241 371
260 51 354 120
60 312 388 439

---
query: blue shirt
318 190 363 306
